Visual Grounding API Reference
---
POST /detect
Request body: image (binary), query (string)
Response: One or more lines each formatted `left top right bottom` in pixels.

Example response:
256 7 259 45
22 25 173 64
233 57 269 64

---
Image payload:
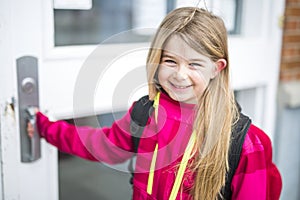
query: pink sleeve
36 109 134 164
231 125 282 200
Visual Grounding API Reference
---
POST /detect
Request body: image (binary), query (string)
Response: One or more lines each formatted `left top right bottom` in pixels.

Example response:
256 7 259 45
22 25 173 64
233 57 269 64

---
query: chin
170 94 197 104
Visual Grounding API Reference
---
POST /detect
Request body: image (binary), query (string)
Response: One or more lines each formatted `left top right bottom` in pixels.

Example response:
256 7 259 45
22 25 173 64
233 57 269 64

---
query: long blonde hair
146 7 238 199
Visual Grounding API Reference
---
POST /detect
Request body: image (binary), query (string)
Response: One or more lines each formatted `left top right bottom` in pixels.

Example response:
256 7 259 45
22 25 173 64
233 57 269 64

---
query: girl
28 7 282 200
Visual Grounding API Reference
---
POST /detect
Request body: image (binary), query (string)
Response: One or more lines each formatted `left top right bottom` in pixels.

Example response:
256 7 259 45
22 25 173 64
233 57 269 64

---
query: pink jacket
36 92 282 199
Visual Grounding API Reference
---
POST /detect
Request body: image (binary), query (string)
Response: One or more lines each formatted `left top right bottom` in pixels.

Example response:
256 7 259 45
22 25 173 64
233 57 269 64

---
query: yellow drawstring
146 92 196 200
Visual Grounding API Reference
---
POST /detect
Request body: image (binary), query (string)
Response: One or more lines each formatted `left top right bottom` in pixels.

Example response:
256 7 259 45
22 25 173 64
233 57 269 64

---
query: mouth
170 82 192 89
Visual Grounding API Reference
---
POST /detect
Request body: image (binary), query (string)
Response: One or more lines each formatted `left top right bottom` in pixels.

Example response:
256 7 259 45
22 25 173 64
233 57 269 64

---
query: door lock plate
16 56 40 162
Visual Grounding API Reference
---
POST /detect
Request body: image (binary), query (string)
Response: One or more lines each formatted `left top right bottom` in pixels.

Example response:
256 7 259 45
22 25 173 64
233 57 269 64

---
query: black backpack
129 95 251 199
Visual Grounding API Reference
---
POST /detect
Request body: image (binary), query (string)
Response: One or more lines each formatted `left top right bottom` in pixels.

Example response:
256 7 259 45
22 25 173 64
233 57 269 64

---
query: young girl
28 7 282 200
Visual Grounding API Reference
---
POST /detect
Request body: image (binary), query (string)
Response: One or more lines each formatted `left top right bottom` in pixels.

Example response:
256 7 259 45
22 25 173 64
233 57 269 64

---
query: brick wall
280 0 300 81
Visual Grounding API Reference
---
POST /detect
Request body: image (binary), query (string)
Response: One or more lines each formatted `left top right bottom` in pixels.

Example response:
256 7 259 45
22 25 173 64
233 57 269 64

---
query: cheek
157 66 173 83
191 70 212 89
157 67 163 84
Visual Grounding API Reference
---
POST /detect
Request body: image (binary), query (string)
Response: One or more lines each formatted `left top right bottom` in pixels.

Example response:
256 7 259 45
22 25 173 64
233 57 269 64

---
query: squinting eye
189 63 202 69
162 59 177 66
165 59 176 64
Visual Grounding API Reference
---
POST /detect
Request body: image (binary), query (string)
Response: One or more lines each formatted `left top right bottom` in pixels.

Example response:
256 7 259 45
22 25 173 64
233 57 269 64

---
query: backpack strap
128 95 154 184
220 112 251 199
130 95 154 153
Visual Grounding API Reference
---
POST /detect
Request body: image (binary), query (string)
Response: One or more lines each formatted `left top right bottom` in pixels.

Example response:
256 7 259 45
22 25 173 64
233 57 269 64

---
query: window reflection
54 0 174 46
54 0 240 46
221 0 242 34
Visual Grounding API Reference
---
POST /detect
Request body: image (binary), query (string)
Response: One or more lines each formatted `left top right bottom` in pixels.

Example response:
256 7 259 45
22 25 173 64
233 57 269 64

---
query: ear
211 59 227 79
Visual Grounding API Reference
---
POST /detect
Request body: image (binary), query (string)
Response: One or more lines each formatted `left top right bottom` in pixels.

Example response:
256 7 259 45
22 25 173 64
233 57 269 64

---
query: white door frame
0 0 58 199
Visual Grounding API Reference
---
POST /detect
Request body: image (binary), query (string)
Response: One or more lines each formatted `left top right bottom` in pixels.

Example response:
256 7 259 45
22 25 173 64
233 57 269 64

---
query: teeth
176 86 187 89
172 83 189 89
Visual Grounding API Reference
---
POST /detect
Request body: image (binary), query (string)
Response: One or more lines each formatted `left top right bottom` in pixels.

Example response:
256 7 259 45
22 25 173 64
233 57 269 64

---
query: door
0 0 285 199
0 0 59 199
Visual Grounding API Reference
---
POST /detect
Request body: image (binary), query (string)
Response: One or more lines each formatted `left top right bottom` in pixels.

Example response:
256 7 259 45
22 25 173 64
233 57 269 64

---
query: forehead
163 35 208 61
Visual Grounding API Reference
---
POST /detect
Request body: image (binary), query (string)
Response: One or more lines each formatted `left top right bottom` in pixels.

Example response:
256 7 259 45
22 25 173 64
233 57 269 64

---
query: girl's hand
26 107 39 138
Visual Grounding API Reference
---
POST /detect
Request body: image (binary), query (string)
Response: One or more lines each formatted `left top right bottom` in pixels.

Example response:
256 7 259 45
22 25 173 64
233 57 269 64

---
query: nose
174 64 188 80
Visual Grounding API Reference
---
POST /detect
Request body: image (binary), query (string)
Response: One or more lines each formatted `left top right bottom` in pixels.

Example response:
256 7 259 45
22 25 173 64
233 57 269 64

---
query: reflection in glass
54 0 241 46
222 0 242 34
54 0 174 46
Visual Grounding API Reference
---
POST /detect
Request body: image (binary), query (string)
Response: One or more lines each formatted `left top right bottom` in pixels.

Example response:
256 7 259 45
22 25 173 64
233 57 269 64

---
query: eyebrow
189 58 207 63
161 52 176 58
162 51 207 63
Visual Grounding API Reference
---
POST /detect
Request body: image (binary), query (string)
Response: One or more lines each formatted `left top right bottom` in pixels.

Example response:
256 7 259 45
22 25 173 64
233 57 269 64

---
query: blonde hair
146 7 238 199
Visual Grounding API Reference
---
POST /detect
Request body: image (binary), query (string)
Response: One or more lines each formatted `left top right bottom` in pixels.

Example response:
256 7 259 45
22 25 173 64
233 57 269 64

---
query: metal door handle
17 56 41 162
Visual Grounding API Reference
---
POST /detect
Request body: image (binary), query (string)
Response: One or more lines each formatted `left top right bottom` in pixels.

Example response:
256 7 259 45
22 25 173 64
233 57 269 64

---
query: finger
27 128 33 137
27 122 33 130
27 122 34 138
27 129 34 138
28 131 34 138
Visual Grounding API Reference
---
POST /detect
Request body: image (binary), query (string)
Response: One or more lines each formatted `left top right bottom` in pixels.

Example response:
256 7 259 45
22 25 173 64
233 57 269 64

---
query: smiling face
158 35 220 104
